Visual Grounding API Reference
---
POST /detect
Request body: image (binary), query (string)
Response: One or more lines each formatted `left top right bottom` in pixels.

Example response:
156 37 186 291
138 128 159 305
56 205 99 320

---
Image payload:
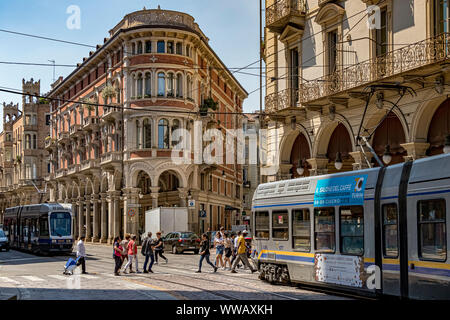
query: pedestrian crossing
0 274 101 284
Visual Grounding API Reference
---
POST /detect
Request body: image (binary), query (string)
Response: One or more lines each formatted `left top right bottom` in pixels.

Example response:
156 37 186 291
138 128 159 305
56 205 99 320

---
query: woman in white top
214 232 224 268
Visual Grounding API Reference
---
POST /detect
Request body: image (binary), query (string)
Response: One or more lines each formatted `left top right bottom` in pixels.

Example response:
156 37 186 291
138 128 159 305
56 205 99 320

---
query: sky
0 0 264 130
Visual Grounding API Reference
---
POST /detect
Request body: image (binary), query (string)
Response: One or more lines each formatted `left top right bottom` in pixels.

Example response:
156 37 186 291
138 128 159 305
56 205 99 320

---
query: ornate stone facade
46 8 247 243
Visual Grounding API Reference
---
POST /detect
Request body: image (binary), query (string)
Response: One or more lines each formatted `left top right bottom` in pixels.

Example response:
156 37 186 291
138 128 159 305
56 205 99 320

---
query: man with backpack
141 232 155 273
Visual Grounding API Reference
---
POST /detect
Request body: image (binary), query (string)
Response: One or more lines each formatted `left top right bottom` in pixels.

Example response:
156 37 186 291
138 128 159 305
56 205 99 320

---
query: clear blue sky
0 0 263 129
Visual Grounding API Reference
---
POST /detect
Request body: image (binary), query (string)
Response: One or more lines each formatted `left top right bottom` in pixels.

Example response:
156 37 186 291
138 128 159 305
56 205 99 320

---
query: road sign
188 200 195 208
199 210 207 218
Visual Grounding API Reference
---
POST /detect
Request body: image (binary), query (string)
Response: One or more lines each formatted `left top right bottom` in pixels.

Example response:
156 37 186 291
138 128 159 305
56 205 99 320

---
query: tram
2 203 73 255
252 153 450 299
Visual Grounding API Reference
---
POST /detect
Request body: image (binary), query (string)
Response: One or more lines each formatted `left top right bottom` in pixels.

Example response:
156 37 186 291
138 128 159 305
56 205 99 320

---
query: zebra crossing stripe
79 274 98 279
0 277 19 284
20 276 45 282
48 275 69 280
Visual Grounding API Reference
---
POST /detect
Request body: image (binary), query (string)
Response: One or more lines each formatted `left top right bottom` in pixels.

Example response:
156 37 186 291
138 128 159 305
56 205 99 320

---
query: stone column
150 186 160 209
112 191 121 241
85 197 91 242
123 188 140 237
77 198 84 237
400 142 430 161
278 164 293 180
107 193 114 244
72 200 78 240
307 157 329 176
91 194 100 242
349 151 373 171
178 187 189 207
100 193 108 243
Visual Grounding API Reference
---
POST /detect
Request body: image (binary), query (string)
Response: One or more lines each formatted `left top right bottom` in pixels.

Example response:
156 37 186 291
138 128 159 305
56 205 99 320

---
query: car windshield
0 230 5 237
50 212 71 237
180 232 197 239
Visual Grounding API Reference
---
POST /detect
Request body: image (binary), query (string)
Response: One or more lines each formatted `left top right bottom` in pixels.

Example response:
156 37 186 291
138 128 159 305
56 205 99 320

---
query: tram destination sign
314 175 368 207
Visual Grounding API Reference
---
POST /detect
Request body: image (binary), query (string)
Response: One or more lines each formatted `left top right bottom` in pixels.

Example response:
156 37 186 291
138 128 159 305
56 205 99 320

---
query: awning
225 205 239 211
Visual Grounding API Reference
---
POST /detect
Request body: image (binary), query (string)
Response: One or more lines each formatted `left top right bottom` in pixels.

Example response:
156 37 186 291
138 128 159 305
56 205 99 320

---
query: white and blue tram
252 153 450 299
3 203 73 255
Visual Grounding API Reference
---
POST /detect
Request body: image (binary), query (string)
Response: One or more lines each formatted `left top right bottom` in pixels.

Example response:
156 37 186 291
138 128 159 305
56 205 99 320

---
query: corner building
46 8 248 243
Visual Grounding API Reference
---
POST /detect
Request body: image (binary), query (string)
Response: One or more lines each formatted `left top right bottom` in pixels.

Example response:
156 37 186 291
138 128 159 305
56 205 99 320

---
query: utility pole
258 0 263 187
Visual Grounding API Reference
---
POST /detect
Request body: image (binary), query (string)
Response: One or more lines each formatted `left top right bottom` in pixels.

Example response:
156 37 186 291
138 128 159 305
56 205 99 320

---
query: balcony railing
83 116 100 131
100 151 123 166
80 159 100 171
57 131 69 143
69 124 82 136
67 164 80 175
266 33 450 113
55 169 67 179
102 106 121 121
45 138 57 150
265 88 299 113
300 33 450 104
266 0 306 33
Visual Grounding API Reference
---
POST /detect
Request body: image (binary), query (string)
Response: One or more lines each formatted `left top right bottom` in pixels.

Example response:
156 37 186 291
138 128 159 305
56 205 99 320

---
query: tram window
255 211 269 239
292 209 310 252
340 206 364 256
272 210 288 240
39 218 49 237
382 203 398 258
314 207 335 253
418 199 447 261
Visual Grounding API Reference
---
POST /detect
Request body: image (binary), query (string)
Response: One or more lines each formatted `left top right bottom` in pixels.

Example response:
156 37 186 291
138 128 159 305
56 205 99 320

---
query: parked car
162 231 201 254
0 228 9 252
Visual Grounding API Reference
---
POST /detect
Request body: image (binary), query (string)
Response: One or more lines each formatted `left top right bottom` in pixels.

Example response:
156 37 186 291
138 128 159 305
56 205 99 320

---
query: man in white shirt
76 236 87 274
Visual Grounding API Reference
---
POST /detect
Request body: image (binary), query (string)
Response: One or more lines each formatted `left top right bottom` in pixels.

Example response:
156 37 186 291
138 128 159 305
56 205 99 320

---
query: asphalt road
0 243 347 300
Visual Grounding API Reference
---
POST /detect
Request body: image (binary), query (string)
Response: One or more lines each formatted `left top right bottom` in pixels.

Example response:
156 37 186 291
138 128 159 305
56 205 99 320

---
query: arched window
131 43 136 55
145 73 151 97
167 73 175 97
167 41 174 54
25 134 31 149
158 119 169 149
131 75 136 99
137 42 143 54
157 41 165 53
143 119 152 149
171 119 180 147
176 74 183 98
145 41 152 53
186 45 191 57
176 42 182 55
136 120 141 149
158 73 165 96
137 74 143 98
187 76 193 99
33 134 37 149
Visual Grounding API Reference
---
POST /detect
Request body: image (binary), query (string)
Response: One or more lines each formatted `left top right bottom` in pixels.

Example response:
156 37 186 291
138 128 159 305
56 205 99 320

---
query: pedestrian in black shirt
154 231 168 264
196 234 218 273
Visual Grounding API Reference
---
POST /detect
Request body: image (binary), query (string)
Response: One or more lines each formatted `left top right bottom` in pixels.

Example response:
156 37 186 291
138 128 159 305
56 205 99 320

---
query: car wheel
172 246 178 254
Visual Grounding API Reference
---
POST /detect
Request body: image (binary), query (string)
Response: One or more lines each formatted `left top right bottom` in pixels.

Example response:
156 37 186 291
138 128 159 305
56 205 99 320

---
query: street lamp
296 159 304 176
335 152 343 170
383 145 392 165
443 135 450 154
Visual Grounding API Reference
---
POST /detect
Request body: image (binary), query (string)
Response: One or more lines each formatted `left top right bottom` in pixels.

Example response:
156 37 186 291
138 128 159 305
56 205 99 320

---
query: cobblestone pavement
0 244 348 300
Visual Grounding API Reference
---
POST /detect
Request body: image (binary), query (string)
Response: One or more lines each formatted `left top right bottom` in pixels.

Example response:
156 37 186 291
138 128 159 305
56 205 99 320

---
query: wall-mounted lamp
444 135 450 154
297 159 305 176
335 152 343 170
383 145 392 165
222 170 226 178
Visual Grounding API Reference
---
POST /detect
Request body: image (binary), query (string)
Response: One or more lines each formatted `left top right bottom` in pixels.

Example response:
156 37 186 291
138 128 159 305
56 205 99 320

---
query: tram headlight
52 239 57 244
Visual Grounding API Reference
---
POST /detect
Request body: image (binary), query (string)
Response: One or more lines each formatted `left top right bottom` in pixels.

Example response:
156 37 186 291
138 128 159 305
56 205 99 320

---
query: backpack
141 238 148 255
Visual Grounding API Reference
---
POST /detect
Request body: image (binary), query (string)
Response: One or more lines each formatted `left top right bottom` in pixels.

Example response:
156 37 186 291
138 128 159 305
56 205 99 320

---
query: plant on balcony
102 84 116 103
199 97 218 116
39 97 49 104
144 94 151 98
15 155 22 164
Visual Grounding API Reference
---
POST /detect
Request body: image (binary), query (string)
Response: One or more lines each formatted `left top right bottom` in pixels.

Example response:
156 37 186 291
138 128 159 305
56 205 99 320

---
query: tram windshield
0 230 5 238
49 212 71 237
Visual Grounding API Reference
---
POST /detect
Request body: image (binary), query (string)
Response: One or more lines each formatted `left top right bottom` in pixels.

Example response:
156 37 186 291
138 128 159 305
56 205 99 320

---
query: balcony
266 0 307 34
55 169 67 179
267 33 450 113
83 116 100 131
80 159 100 172
45 173 55 182
67 164 80 175
23 124 38 132
102 106 121 121
45 138 57 151
69 124 82 137
23 149 41 157
57 131 69 144
265 88 299 114
100 151 123 168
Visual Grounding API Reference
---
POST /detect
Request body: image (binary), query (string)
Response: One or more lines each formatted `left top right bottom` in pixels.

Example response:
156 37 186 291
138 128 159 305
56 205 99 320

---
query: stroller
63 256 81 275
